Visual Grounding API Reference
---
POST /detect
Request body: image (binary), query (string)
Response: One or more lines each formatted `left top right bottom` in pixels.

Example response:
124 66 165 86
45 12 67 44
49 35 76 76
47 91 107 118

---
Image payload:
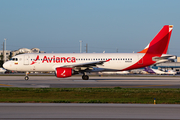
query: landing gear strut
25 72 29 80
82 73 89 80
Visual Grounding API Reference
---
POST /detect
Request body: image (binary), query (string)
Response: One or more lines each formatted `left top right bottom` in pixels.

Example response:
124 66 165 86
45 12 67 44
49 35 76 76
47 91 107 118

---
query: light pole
79 40 82 53
4 38 7 62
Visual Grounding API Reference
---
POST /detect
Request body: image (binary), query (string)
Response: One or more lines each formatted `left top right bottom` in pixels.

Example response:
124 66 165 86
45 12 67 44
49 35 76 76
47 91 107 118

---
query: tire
82 75 89 80
25 76 29 81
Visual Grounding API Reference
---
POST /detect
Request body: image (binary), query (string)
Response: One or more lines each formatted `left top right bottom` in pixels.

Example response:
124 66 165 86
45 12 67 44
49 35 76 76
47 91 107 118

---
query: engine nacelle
55 67 73 78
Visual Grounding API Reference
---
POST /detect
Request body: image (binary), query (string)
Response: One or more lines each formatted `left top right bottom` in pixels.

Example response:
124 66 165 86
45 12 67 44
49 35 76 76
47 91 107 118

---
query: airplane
0 67 6 73
144 66 177 75
3 25 176 80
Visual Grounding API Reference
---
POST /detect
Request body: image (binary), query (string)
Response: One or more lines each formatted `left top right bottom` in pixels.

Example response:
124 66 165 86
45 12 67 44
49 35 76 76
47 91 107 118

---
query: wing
54 58 111 73
64 59 111 68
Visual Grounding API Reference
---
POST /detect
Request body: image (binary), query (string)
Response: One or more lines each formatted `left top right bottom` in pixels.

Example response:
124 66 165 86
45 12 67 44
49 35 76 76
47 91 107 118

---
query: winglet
138 25 173 54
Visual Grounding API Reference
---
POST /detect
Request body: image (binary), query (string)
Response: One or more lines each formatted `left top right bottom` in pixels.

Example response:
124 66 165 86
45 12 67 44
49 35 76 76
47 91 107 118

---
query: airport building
11 48 44 57
0 48 44 61
154 57 180 72
156 62 180 72
0 50 11 61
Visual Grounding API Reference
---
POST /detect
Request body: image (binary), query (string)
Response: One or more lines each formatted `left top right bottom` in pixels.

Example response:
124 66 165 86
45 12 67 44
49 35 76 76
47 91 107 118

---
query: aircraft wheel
25 76 29 81
82 75 89 80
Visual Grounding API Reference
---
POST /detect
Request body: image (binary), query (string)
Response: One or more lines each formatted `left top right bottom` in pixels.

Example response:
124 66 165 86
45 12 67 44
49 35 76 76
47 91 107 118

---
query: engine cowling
55 67 73 78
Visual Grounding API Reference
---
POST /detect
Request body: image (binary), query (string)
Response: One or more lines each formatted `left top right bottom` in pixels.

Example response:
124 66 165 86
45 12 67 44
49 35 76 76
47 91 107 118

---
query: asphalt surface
1 75 180 119
0 103 180 119
1 75 180 88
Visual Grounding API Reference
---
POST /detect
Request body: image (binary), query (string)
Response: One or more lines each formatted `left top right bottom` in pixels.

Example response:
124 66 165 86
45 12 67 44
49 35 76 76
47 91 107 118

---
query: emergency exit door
24 55 29 65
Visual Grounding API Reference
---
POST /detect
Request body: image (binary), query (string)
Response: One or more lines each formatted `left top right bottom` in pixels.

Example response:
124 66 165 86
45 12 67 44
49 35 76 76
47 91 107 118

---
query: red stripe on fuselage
122 53 160 71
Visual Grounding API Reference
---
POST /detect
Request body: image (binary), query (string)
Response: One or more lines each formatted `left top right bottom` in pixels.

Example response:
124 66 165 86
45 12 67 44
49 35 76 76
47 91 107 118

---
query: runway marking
89 84 173 88
0 84 13 87
98 80 180 82
121 84 172 88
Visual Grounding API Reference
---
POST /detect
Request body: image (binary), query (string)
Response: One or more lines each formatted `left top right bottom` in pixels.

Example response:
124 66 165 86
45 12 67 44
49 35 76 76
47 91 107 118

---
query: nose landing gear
25 76 29 80
25 72 29 80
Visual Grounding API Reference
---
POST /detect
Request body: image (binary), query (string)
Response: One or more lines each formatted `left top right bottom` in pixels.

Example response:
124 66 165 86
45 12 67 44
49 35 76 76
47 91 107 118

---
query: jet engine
55 67 74 78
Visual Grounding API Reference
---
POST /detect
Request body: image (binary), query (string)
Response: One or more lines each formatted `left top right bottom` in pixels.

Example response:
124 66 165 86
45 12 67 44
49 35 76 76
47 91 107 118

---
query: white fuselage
3 53 145 72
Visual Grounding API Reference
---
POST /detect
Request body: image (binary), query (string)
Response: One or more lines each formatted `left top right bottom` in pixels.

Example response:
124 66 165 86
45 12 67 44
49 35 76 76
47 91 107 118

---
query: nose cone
3 62 9 69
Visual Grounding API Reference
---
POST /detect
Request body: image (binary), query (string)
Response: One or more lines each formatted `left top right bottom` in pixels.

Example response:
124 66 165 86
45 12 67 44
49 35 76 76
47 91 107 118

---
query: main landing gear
82 73 89 80
25 72 29 80
82 75 89 80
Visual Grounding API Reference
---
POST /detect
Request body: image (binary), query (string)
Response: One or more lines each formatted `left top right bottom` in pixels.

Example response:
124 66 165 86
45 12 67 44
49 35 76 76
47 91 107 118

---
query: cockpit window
10 58 18 61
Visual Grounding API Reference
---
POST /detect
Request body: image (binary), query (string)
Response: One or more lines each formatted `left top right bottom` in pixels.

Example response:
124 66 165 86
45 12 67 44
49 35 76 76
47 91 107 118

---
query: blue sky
1 0 180 56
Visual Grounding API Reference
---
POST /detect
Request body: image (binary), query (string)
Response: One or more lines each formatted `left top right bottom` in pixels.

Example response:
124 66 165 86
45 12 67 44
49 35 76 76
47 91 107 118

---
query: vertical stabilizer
138 25 173 54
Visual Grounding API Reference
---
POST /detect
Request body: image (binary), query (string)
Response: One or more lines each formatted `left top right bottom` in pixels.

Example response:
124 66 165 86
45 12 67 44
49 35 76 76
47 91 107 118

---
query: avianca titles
3 25 176 80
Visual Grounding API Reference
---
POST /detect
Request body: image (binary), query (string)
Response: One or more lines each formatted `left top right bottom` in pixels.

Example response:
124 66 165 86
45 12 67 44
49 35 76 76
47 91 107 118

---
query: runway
1 75 180 88
1 76 180 119
0 103 180 119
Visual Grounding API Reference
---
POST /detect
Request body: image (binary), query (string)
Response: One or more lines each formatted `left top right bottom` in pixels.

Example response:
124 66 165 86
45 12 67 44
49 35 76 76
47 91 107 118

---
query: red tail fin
138 25 173 54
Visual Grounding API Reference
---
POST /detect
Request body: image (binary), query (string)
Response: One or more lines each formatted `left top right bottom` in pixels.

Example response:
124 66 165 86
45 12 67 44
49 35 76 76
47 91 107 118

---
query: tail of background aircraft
138 25 173 54
144 67 156 74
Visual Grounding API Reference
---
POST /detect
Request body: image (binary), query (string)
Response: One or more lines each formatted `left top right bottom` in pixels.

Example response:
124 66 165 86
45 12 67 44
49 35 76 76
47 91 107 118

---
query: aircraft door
138 55 143 65
24 55 29 65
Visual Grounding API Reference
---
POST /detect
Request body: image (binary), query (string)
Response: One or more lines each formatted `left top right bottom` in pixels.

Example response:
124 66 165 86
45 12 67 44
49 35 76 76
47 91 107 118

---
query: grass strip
0 87 180 104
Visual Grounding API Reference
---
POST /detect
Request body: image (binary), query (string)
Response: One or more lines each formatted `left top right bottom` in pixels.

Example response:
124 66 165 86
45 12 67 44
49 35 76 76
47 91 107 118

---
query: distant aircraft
3 25 175 80
144 67 176 75
0 67 6 73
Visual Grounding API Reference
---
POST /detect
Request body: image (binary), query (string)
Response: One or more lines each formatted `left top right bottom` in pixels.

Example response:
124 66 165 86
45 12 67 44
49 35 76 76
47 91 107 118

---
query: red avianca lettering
42 56 76 63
